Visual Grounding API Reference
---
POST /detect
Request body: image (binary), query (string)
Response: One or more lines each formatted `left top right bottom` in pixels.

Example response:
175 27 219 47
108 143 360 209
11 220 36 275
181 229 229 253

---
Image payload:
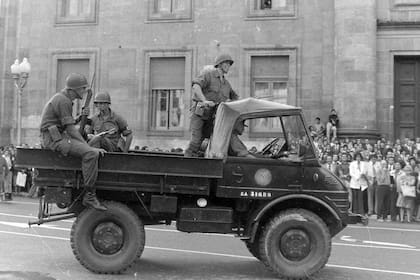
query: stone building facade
1 0 420 149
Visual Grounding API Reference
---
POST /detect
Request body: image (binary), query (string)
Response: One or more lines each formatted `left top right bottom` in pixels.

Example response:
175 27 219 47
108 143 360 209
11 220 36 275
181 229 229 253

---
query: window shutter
251 56 289 78
151 57 185 89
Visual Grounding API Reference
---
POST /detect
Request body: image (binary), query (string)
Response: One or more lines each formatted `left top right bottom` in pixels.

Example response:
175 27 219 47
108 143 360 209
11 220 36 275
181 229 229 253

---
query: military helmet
65 73 89 90
214 53 234 67
94 91 111 104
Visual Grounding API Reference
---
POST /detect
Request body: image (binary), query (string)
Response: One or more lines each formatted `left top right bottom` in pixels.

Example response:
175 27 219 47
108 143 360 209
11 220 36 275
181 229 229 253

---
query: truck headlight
197 198 207 208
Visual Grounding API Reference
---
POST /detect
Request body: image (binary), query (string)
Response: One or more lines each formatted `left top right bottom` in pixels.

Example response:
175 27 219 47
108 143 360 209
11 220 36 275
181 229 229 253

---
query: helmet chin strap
72 88 83 99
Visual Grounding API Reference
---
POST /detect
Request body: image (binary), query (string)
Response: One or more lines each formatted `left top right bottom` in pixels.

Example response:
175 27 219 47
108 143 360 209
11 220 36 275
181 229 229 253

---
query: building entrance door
394 57 420 140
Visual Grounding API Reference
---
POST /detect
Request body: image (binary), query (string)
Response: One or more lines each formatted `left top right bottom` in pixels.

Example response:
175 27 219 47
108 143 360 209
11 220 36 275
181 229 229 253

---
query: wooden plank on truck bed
15 148 224 179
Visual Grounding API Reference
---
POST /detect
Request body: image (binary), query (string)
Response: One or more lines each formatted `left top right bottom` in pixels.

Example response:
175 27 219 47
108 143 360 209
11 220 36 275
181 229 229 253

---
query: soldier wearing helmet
40 73 107 211
229 120 255 158
184 53 239 157
86 91 133 153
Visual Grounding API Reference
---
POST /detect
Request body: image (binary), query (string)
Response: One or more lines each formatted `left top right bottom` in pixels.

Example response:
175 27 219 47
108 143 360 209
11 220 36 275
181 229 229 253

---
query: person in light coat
349 152 369 215
396 165 417 223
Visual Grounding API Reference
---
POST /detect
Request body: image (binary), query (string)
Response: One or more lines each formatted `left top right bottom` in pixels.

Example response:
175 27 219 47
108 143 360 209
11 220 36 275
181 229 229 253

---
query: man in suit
323 154 339 176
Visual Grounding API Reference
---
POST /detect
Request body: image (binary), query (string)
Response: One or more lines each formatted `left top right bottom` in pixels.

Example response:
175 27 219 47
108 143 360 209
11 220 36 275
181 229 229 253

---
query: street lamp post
10 57 31 145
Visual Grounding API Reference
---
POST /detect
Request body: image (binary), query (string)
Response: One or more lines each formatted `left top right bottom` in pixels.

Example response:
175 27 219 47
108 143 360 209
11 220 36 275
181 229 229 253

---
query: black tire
70 201 145 274
244 239 261 260
259 209 331 279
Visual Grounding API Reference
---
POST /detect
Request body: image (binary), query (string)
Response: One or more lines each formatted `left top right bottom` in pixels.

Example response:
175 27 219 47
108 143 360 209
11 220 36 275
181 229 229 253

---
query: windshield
281 115 315 159
238 114 315 160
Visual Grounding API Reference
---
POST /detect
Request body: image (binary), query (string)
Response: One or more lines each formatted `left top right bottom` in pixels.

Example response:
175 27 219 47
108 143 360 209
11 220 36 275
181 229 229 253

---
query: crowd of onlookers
313 130 420 223
309 110 420 223
0 144 35 201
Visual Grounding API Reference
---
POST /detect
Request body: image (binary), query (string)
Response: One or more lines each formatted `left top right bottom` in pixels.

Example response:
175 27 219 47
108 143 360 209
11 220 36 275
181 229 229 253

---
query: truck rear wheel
70 201 145 273
259 209 331 279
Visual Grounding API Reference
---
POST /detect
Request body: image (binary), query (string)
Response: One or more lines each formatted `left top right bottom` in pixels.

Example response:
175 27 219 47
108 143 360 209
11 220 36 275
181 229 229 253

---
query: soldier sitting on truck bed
86 92 133 153
40 73 106 211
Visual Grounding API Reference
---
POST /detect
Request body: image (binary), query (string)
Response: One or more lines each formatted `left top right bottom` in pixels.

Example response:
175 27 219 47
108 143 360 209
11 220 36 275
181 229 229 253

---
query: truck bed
15 148 224 195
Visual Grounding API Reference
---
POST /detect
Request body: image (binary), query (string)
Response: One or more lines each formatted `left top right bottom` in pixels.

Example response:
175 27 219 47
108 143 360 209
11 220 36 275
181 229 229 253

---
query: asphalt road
0 197 420 280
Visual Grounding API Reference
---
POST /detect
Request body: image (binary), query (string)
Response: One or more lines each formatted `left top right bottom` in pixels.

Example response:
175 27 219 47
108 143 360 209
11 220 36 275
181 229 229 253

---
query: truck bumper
346 212 368 226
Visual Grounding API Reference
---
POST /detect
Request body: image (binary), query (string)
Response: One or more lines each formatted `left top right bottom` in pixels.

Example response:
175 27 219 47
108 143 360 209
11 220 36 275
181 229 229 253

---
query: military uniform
228 133 250 157
40 90 100 189
89 110 131 152
185 68 239 157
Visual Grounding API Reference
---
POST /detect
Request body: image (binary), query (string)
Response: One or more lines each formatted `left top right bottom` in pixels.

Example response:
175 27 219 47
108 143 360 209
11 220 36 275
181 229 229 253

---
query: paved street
0 197 420 280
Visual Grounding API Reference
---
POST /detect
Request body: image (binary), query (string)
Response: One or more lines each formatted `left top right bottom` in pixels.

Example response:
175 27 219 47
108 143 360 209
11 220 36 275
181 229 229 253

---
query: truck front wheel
259 209 331 279
70 201 145 273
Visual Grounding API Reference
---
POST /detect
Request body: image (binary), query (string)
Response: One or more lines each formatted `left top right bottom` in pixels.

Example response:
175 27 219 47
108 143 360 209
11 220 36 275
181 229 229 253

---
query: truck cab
208 98 353 237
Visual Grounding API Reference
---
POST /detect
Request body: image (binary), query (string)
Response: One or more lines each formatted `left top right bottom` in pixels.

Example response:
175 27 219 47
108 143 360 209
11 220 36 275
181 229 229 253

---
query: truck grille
325 192 349 215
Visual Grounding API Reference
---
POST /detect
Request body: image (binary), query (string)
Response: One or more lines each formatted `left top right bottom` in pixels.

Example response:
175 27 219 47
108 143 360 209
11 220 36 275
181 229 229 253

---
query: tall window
56 0 97 25
247 0 296 18
252 56 289 103
150 58 185 131
148 0 192 21
254 81 288 104
251 56 289 134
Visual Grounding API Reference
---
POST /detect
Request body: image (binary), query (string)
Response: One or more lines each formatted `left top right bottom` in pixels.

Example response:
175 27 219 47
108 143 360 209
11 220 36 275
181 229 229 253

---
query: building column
334 0 379 139
0 0 19 145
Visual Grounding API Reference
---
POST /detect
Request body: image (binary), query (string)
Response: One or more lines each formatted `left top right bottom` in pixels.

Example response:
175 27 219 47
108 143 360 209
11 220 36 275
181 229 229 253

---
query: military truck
15 98 365 279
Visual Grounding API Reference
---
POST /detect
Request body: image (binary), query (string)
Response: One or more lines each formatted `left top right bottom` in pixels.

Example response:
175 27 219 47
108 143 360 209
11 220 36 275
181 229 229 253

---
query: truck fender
248 194 341 243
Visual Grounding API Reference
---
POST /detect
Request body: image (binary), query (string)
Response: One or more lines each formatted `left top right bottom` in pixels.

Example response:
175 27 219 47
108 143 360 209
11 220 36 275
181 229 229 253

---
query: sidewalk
366 214 420 227
0 191 37 203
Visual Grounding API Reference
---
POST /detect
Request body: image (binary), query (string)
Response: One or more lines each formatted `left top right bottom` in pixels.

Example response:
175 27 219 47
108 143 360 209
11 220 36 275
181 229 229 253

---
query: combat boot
82 191 107 211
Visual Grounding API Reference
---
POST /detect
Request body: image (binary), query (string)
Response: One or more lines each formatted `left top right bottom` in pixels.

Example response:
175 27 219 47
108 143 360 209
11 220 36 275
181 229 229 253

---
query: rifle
96 128 116 137
79 72 96 139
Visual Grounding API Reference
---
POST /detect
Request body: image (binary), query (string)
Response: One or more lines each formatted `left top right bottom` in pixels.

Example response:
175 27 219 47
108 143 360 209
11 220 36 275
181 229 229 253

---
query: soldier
40 73 106 211
184 53 239 157
87 91 133 153
228 120 255 158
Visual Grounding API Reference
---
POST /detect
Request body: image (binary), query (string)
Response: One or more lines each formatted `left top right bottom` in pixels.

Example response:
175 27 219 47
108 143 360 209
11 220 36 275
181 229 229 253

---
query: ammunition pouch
47 125 63 142
194 102 215 120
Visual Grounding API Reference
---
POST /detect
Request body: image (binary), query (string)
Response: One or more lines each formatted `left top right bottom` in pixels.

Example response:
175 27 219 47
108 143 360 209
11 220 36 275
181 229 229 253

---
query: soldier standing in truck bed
39 73 106 211
87 91 133 153
184 54 239 157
